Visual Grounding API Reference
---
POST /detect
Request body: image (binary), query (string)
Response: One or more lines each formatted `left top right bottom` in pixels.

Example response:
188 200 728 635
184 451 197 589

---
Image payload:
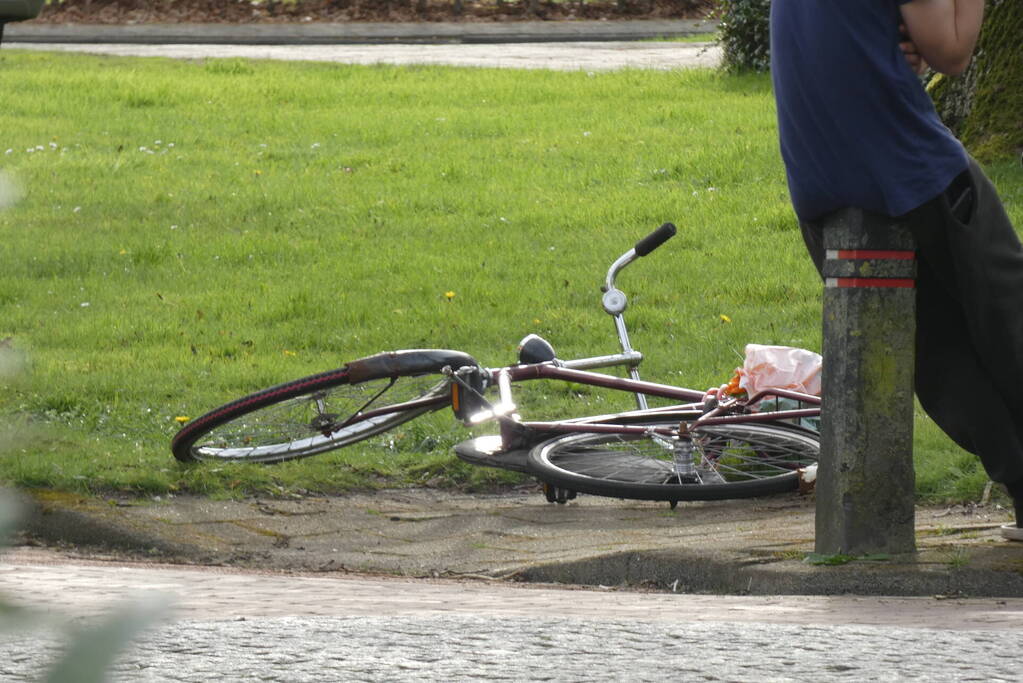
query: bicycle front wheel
171 349 478 464
527 420 818 502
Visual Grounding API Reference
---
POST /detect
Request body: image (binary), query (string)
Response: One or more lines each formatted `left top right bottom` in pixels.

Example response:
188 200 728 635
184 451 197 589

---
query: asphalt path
7 40 721 70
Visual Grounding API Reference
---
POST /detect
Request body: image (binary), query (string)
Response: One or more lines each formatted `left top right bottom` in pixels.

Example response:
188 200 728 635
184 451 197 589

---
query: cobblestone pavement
1 549 1021 681
4 615 1019 682
8 40 721 70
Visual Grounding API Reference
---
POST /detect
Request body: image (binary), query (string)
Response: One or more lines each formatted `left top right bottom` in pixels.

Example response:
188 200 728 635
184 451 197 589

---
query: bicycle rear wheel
527 420 818 501
171 349 478 464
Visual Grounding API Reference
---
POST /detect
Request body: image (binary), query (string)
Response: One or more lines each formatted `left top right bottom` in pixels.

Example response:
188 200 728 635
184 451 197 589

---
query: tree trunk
929 0 1023 161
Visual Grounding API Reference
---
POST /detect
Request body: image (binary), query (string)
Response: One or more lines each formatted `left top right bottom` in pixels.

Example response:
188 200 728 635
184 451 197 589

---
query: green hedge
717 0 771 73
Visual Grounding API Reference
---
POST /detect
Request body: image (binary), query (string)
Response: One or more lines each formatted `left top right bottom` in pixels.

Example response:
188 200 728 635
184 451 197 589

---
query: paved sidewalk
4 19 715 45
15 488 1023 597
3 18 721 70
10 39 720 70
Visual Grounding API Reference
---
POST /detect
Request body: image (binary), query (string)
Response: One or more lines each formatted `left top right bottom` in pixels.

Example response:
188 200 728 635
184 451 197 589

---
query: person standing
769 0 1023 535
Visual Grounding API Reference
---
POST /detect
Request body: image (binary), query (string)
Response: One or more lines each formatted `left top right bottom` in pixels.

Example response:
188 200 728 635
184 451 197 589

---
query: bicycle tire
527 420 819 502
171 349 478 464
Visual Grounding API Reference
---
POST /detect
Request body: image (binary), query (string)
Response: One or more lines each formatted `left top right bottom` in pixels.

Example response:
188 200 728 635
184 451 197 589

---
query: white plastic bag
737 344 822 397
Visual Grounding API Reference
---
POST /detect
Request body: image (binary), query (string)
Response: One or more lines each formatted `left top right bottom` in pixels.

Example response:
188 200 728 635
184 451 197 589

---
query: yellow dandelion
283 349 296 356
719 314 732 324
444 291 456 300
119 249 127 255
174 416 190 424
533 318 541 325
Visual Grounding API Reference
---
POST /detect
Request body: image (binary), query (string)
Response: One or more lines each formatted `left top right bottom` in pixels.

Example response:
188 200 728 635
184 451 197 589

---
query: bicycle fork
446 365 535 451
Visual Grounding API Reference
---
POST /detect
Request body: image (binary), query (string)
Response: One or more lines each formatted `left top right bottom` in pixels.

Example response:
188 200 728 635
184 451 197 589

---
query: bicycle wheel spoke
548 442 677 485
695 429 815 481
191 375 448 461
172 349 479 464
528 420 819 502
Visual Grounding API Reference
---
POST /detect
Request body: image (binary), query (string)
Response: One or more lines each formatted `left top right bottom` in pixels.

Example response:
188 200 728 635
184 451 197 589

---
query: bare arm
900 0 985 75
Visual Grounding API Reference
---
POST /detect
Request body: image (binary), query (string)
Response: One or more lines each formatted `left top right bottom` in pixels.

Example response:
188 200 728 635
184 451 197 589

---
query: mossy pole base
816 208 917 556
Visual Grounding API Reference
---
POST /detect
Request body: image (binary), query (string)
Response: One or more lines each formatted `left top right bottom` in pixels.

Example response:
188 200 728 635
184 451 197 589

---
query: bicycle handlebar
634 222 677 257
605 222 677 293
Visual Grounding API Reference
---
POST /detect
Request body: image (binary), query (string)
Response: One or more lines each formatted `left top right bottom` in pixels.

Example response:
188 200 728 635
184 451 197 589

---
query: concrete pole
815 208 917 555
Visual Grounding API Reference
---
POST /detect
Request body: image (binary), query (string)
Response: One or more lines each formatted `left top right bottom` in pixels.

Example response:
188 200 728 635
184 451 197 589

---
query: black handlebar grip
634 222 677 257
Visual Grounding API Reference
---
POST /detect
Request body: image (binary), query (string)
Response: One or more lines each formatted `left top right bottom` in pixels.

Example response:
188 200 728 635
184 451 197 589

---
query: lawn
0 50 1020 502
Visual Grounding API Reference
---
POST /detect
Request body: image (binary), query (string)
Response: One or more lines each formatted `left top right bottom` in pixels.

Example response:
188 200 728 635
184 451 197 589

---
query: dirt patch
36 0 714 24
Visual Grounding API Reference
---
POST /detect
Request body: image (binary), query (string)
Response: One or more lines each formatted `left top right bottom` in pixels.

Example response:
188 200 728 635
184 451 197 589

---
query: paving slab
13 488 1023 596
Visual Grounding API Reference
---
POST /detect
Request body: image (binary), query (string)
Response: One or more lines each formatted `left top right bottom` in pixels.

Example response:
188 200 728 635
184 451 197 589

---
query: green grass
0 50 1020 502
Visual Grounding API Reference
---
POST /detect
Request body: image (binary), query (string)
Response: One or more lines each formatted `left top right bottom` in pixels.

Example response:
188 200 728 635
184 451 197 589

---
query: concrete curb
13 488 1023 597
520 547 1023 597
4 19 717 45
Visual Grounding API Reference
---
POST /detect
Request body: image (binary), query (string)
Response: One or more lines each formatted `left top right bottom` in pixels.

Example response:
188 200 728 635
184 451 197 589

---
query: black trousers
799 158 1023 486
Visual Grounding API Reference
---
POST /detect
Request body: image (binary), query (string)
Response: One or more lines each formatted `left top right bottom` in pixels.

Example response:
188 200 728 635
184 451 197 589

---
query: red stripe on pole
836 250 915 260
827 277 915 289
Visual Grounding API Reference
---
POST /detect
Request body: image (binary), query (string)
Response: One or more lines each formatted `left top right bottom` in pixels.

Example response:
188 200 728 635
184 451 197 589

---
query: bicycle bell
602 287 627 315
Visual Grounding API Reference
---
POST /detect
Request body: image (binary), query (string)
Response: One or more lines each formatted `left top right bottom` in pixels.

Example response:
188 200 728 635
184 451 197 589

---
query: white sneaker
1000 524 1023 542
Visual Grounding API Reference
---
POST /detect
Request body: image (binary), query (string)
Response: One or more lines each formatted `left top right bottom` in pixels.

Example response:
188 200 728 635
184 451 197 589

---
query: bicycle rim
173 370 450 464
527 421 819 501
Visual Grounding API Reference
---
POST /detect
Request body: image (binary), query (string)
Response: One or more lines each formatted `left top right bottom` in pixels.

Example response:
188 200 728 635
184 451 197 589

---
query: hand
899 24 929 75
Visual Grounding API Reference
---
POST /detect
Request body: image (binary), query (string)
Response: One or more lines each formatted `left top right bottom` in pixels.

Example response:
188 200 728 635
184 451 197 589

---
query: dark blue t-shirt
770 0 968 220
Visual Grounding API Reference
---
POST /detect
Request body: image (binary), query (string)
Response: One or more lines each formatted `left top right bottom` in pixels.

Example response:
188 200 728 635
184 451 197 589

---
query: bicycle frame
472 362 820 447
172 222 824 483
